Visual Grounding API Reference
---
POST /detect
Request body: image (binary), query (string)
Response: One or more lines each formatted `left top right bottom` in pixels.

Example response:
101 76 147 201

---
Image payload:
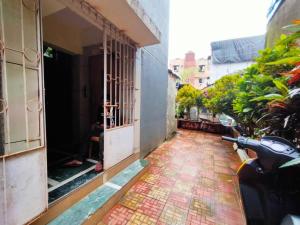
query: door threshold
47 159 101 203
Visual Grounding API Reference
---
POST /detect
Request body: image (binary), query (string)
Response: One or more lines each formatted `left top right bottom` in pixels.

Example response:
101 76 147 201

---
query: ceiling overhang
85 0 161 47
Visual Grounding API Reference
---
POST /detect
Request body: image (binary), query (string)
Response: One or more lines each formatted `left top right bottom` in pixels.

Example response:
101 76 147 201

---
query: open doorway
42 0 136 203
42 6 106 203
44 46 74 164
44 46 104 203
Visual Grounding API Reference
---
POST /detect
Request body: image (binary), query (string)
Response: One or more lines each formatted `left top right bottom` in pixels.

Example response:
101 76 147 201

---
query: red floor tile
100 130 246 225
137 196 165 219
102 205 134 225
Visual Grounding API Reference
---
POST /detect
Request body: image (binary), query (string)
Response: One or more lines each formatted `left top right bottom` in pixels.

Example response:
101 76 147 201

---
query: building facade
169 52 211 90
0 0 169 224
266 0 300 47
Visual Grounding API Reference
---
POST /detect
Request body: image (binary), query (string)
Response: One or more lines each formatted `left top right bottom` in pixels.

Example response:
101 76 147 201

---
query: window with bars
104 33 136 129
0 0 44 156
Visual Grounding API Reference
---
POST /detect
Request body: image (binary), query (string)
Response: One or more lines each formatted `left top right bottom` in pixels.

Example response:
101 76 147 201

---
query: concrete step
47 159 149 225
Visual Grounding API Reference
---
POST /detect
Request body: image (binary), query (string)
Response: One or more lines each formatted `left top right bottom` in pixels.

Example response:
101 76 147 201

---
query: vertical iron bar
0 0 4 155
132 48 136 125
122 36 125 125
103 28 107 130
118 34 122 126
123 40 126 125
126 41 129 125
1 0 11 154
109 32 112 128
128 47 132 124
130 48 134 124
127 46 130 125
37 0 44 148
21 0 30 149
114 31 117 127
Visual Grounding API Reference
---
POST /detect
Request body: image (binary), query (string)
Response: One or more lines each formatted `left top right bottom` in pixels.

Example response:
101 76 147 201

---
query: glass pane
26 68 42 149
3 0 22 51
6 62 27 153
24 1 38 68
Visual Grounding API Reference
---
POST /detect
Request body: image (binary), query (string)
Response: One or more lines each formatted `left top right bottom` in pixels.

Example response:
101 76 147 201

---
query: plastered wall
138 0 170 157
266 0 300 47
166 74 177 139
43 15 82 54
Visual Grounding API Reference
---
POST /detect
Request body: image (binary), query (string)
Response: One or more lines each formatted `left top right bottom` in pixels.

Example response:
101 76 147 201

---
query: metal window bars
103 27 136 129
0 0 44 157
0 0 137 156
59 0 137 129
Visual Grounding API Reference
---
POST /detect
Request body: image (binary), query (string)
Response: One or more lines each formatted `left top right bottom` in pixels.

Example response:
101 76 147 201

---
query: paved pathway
100 130 246 225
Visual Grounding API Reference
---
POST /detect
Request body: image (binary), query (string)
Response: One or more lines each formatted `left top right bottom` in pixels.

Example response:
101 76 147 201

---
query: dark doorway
44 46 104 203
89 54 104 125
44 47 73 151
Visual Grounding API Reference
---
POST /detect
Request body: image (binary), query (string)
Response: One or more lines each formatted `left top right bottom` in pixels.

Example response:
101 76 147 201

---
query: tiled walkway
101 130 246 225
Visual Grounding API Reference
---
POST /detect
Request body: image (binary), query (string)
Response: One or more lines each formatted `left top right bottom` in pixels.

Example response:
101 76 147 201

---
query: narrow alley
100 130 246 225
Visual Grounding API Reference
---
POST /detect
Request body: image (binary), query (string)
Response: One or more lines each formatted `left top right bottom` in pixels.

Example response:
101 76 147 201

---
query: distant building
210 35 265 83
169 58 184 74
197 57 212 89
169 51 211 90
184 51 197 68
266 0 300 47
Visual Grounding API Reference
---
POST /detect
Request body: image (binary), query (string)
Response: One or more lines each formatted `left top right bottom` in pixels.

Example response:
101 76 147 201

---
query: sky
168 0 271 60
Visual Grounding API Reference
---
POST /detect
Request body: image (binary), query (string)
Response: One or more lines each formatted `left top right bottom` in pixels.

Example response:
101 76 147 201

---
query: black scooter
222 136 300 225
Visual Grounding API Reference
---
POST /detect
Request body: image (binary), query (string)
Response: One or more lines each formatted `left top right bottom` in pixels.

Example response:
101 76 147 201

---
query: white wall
166 74 177 139
104 126 134 169
210 61 253 83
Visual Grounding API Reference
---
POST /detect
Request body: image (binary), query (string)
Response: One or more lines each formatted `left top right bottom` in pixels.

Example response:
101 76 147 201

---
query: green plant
202 23 300 142
195 91 204 117
176 104 185 118
176 85 198 119
203 74 240 119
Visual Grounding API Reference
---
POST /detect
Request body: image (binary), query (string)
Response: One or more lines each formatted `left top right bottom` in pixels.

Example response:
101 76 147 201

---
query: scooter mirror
219 114 237 127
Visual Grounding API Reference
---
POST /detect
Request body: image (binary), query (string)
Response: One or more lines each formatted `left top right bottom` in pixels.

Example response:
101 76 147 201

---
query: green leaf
266 57 300 65
273 80 288 96
280 158 300 168
280 34 287 40
250 94 284 102
242 108 253 113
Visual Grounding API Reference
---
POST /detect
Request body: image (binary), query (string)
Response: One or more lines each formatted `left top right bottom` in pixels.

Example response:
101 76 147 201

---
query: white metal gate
102 28 136 169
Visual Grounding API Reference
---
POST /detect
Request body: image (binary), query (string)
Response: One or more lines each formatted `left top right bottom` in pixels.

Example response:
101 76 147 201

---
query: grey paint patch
140 50 168 157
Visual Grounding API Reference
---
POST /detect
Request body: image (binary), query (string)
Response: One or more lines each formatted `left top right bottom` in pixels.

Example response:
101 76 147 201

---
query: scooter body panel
222 135 300 225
